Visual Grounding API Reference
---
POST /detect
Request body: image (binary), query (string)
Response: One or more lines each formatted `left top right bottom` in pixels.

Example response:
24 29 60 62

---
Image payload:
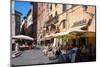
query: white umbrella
12 35 34 40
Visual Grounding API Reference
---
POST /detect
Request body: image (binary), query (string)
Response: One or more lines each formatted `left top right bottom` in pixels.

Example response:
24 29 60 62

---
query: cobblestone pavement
11 45 58 66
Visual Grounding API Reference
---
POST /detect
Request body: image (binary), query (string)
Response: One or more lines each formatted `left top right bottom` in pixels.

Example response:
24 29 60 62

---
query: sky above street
15 1 31 20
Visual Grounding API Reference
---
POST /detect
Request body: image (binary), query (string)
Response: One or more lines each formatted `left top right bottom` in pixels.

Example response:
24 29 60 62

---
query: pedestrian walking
42 45 49 56
75 46 82 62
70 44 78 63
15 43 19 51
55 48 61 58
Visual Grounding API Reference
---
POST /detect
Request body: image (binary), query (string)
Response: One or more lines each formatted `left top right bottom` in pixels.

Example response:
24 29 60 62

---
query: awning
81 31 95 37
43 24 95 39
45 29 85 39
12 35 34 41
45 31 76 39
68 29 95 38
40 35 51 41
50 25 86 38
55 32 75 39
45 33 56 38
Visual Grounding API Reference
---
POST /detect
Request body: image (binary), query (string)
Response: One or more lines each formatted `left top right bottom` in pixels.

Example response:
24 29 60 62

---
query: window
55 11 58 18
50 4 52 11
49 14 53 19
66 5 72 10
51 24 56 29
46 27 49 32
63 4 66 12
53 11 58 24
55 3 57 7
82 5 88 11
72 5 77 8
63 20 66 28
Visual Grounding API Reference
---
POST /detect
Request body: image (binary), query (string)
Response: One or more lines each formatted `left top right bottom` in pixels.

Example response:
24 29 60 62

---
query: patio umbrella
12 35 34 41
